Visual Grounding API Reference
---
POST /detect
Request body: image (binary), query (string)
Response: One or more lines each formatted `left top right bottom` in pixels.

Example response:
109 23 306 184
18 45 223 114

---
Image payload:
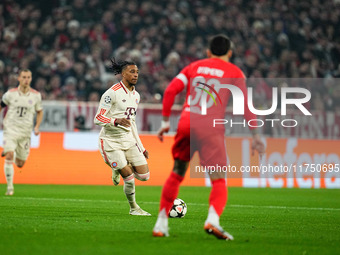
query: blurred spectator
74 115 89 131
0 0 339 111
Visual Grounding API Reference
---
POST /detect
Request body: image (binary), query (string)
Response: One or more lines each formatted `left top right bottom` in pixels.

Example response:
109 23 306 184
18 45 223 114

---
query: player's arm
0 92 9 112
238 77 265 159
131 119 148 159
158 72 187 142
0 101 7 112
94 91 121 127
33 93 43 135
34 110 43 135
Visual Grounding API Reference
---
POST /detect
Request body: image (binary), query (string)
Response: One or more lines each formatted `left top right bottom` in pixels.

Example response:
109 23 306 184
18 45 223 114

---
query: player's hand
157 120 170 142
143 150 149 159
157 127 170 142
251 134 265 159
115 118 131 127
34 127 40 136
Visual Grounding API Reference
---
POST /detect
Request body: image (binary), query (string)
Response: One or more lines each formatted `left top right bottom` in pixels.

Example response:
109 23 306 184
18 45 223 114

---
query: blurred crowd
1 0 340 112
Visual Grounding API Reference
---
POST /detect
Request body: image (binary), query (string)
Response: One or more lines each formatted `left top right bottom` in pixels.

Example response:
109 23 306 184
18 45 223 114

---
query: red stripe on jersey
135 143 141 153
96 108 111 123
96 115 110 123
111 83 121 91
120 82 128 94
30 88 40 94
96 116 110 124
100 139 110 165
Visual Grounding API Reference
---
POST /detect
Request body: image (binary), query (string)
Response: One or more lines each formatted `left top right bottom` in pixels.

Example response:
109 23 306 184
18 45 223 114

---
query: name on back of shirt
197 66 224 77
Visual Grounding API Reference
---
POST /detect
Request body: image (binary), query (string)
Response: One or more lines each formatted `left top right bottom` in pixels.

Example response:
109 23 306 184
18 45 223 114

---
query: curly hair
110 58 136 75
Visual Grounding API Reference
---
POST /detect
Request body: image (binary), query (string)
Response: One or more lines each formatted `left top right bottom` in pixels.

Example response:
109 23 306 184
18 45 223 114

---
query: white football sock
123 174 138 209
205 205 220 226
4 159 14 190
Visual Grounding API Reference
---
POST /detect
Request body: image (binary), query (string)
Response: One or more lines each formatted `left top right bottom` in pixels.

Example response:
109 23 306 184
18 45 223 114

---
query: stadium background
0 0 339 188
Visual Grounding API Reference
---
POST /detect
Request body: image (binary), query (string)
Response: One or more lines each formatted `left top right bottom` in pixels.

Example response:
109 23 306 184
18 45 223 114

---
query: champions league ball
169 198 187 218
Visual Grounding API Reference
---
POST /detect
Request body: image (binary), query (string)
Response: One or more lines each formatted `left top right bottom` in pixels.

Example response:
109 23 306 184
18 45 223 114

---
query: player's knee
209 171 226 180
173 159 188 177
134 171 150 181
5 152 14 161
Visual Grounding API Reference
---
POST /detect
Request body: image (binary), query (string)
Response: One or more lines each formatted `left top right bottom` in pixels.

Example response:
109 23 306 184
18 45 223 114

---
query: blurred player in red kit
153 35 265 239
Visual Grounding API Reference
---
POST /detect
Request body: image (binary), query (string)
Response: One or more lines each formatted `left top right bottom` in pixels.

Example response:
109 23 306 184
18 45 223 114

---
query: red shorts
172 114 227 166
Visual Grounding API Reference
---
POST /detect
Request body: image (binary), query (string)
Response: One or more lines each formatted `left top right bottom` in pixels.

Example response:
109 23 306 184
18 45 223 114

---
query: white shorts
99 138 147 171
3 134 31 161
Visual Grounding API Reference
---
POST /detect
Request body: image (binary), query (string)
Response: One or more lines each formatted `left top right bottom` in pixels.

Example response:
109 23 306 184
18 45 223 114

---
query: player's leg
4 137 30 196
132 164 150 181
2 135 18 195
153 159 188 237
204 172 233 240
14 137 30 169
126 143 150 181
153 119 190 237
111 169 120 186
159 159 188 215
99 140 147 215
200 136 233 240
4 151 15 195
125 145 150 215
99 139 144 214
118 164 151 216
99 138 121 186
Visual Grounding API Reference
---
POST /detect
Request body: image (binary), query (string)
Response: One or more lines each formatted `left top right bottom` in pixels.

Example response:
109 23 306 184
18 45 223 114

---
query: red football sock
160 172 184 215
209 179 227 216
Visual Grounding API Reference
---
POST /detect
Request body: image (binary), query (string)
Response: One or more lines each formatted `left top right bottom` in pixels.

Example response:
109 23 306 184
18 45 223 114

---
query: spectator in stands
0 0 339 112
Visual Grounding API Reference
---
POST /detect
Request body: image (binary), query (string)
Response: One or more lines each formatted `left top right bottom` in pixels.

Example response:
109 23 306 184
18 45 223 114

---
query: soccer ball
169 198 187 218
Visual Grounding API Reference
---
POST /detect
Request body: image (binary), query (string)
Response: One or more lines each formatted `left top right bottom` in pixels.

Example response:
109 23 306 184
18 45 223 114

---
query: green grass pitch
0 184 339 255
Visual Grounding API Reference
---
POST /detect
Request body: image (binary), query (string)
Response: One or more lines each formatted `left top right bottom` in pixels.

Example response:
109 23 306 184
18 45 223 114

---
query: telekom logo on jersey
189 80 312 128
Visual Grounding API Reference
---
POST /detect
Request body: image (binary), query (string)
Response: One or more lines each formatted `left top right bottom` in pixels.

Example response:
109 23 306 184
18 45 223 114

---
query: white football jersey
94 81 141 141
2 87 43 138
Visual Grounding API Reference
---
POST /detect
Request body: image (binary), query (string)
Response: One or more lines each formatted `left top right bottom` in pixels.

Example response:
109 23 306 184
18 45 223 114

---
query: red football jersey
162 57 256 128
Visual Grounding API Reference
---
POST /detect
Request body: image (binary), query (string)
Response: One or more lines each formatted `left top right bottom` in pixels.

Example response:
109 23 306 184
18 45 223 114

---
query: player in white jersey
94 59 151 216
0 69 43 195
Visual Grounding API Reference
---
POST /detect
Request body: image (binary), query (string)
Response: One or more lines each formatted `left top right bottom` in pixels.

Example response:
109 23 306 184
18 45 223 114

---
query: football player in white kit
94 59 151 216
0 69 43 195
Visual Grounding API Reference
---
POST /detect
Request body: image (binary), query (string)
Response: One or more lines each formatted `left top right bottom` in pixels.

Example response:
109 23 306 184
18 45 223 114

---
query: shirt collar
120 81 135 94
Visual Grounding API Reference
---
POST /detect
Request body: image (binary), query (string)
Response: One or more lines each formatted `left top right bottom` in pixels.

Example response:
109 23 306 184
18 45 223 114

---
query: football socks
4 159 14 190
159 171 184 214
209 178 227 216
134 171 150 181
123 174 138 209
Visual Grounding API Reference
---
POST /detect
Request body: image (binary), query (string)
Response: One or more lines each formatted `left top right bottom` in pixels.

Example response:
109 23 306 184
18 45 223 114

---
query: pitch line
3 196 340 212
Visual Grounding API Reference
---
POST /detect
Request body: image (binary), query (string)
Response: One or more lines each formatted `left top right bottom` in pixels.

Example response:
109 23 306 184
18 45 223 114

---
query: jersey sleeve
35 93 43 111
2 91 10 106
162 65 190 116
235 77 257 129
94 90 116 127
131 93 145 151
